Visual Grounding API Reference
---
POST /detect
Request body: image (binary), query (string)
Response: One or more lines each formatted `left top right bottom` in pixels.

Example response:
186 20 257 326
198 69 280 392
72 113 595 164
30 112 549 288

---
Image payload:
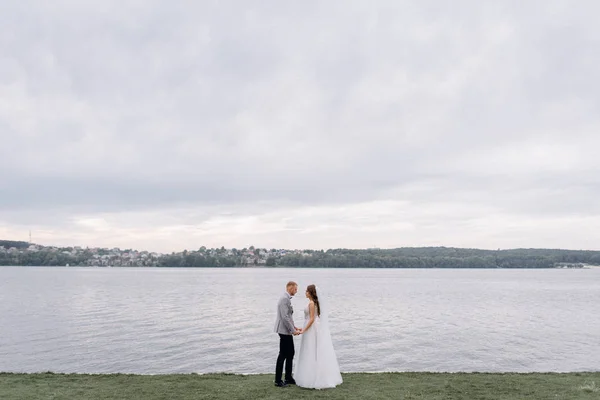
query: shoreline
2 372 599 399
2 265 597 269
2 370 599 375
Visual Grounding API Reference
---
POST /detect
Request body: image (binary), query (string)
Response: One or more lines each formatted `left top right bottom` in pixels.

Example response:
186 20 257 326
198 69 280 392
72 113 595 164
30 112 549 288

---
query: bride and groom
273 281 343 389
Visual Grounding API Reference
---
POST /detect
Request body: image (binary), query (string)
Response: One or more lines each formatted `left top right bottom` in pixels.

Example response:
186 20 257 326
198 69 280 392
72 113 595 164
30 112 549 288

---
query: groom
273 281 302 387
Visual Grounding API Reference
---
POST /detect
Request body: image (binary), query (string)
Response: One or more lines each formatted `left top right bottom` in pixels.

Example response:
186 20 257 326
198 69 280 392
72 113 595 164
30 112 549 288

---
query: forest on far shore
1 240 599 268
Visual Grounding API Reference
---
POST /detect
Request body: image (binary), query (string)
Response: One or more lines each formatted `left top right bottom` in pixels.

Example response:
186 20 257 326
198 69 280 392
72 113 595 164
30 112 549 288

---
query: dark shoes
274 378 296 387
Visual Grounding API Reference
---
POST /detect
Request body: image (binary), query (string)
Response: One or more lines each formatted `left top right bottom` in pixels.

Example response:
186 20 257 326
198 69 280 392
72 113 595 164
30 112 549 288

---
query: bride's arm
303 301 316 332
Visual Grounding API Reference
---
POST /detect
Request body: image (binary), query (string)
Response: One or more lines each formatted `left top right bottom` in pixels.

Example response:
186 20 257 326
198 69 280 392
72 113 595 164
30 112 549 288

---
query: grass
1 372 599 400
579 381 600 393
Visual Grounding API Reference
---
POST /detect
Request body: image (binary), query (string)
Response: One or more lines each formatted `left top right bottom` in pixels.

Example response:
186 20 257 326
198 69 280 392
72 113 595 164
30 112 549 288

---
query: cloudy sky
1 1 599 252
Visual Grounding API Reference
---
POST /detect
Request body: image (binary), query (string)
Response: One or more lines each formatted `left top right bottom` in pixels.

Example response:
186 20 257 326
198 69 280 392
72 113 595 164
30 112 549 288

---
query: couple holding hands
273 281 343 389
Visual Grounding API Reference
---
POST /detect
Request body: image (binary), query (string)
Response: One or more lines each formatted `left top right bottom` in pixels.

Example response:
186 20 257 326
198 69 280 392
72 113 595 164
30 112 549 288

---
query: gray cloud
1 0 599 251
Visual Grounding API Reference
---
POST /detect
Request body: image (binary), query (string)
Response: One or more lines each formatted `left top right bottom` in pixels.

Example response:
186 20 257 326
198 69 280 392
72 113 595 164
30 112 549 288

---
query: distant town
0 240 311 267
1 240 599 268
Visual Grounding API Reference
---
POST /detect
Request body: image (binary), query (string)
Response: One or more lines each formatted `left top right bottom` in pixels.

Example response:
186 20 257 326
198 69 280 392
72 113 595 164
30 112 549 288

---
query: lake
0 267 598 374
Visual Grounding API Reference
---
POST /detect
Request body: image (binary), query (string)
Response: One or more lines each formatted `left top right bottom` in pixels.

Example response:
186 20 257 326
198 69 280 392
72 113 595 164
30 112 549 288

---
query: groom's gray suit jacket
274 292 295 335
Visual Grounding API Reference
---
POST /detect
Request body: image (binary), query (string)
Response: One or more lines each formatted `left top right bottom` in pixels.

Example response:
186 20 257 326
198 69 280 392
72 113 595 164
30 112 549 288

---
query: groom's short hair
286 281 297 288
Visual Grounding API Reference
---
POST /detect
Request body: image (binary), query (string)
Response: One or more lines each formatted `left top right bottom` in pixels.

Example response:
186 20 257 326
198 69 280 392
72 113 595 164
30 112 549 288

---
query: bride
294 284 343 389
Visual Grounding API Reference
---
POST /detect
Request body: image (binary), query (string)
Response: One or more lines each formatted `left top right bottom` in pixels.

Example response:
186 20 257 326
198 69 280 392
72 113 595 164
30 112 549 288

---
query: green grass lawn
1 372 599 400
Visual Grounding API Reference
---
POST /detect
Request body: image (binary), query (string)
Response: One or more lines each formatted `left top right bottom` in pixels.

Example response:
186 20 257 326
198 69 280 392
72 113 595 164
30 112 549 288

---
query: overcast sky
1 1 599 252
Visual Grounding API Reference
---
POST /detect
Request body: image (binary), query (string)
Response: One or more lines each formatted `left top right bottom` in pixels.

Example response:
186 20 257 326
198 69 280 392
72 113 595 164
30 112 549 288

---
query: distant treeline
275 248 600 268
2 240 599 268
0 240 29 249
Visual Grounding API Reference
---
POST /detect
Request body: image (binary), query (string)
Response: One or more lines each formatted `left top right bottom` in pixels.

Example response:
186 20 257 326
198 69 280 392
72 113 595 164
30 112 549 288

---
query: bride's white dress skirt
294 307 343 389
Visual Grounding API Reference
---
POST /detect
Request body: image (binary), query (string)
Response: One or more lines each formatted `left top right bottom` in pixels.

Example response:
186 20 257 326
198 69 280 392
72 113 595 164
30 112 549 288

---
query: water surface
0 267 598 373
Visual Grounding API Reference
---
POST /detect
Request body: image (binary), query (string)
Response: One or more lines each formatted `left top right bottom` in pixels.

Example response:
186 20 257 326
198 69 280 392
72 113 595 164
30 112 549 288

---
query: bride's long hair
306 284 321 317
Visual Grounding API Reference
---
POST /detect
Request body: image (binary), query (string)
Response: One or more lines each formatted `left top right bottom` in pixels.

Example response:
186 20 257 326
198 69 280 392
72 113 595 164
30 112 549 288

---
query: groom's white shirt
274 291 295 335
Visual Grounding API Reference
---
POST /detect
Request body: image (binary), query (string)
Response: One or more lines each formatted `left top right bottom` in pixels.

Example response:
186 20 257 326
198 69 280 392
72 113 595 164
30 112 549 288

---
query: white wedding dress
294 291 343 389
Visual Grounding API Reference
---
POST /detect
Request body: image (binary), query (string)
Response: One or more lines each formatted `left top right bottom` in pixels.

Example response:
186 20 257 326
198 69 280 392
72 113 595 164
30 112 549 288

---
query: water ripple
0 267 599 374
